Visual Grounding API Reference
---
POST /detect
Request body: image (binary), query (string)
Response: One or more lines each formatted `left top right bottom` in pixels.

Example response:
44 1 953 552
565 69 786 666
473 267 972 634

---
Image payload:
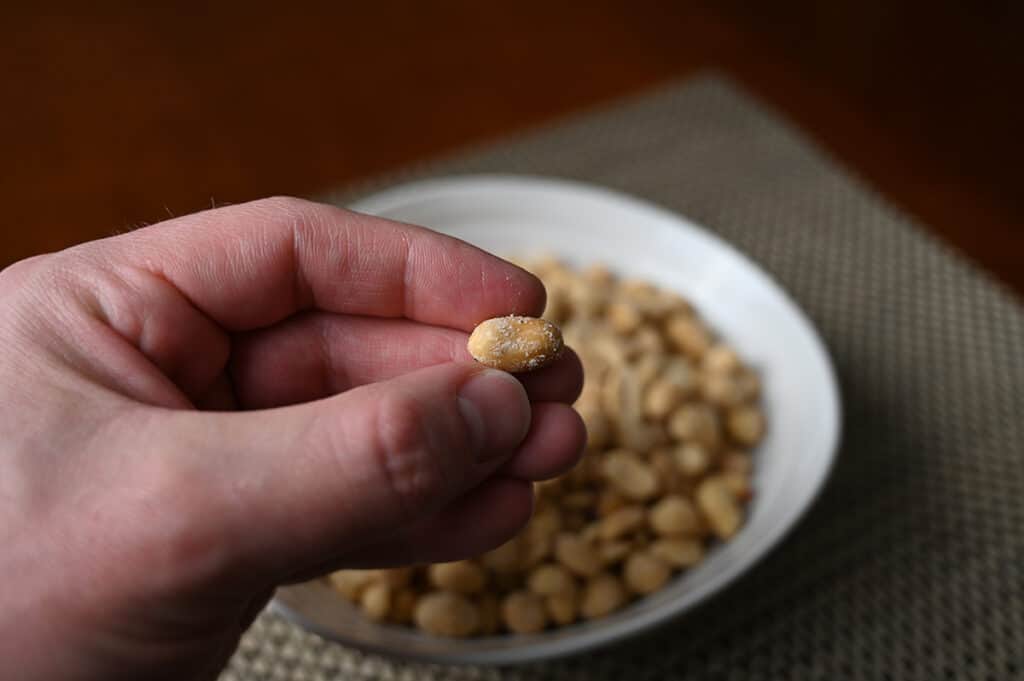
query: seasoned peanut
667 404 721 449
580 574 628 619
623 552 672 594
554 533 602 577
650 538 705 568
727 405 765 446
701 371 746 407
428 561 486 594
607 299 644 335
648 495 702 536
602 449 659 501
673 443 711 477
360 582 391 622
696 476 743 539
467 315 563 373
665 314 711 357
328 570 373 600
545 592 578 626
599 540 632 565
599 505 647 541
527 563 576 597
414 592 480 637
702 344 740 373
502 591 548 634
644 379 686 420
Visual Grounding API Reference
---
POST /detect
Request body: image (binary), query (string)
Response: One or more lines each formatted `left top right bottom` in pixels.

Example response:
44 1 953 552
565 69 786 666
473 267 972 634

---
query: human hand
0 198 585 681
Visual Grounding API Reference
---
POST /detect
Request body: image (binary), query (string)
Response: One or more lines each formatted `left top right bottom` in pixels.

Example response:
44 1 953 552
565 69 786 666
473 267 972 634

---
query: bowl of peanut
272 176 841 664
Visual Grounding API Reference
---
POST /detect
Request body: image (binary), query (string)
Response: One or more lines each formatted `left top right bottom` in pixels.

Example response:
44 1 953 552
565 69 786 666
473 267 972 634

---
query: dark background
4 2 1022 295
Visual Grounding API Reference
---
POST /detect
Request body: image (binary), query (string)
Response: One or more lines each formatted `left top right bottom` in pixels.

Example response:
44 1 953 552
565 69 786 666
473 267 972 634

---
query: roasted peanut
467 315 563 372
602 449 659 501
599 505 647 541
667 404 721 449
623 552 672 594
502 591 548 634
696 476 743 539
580 574 628 619
414 592 480 637
527 563 576 597
554 533 602 577
649 495 702 537
673 443 712 477
360 582 391 622
428 561 486 594
545 592 578 626
727 405 765 446
650 538 705 568
665 314 711 358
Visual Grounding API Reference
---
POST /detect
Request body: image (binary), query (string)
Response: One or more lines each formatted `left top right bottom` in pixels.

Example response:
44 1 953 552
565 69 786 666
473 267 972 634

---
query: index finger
99 196 545 332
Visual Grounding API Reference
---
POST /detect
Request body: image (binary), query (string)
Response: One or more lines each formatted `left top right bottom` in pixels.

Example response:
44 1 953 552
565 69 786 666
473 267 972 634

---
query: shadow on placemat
222 74 1024 681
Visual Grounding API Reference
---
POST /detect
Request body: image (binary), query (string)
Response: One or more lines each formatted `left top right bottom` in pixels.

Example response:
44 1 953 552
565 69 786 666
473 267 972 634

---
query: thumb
143 362 531 582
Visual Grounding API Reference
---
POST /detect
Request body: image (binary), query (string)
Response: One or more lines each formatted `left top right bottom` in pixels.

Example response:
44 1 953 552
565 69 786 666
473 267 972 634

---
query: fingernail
458 369 531 461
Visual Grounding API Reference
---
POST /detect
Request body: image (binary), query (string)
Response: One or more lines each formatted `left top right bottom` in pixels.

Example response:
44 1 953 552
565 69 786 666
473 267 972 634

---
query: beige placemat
221 74 1024 681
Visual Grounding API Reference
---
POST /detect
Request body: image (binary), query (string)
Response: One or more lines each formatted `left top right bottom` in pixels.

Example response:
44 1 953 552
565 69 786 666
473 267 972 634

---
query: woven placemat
221 74 1024 681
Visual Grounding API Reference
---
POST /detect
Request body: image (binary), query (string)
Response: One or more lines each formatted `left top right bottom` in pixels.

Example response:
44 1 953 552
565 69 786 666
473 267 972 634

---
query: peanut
696 476 743 539
428 561 486 594
580 574 628 619
648 495 702 536
414 592 480 637
502 591 548 634
623 552 671 594
554 533 602 577
467 315 563 373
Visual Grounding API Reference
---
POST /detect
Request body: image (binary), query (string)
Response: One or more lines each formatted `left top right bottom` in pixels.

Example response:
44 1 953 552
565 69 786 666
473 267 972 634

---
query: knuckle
371 392 448 517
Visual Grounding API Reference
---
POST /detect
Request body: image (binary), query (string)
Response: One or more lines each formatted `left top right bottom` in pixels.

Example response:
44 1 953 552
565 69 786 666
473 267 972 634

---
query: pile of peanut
327 258 764 637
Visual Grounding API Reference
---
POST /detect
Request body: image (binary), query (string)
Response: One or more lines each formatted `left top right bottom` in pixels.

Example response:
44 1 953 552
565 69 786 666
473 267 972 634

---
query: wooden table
4 2 1022 295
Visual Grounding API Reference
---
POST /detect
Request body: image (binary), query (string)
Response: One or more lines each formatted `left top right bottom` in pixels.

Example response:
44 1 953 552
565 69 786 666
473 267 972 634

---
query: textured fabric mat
221 75 1024 681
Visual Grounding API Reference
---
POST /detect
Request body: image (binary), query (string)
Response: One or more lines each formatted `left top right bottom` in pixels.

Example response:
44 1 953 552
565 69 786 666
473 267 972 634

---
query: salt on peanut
467 315 564 373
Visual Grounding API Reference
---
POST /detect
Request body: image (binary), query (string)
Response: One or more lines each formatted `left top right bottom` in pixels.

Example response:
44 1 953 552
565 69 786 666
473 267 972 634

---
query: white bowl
272 175 841 665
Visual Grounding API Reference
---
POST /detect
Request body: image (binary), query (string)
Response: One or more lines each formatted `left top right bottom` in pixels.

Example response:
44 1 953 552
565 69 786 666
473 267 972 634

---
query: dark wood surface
4 2 1022 295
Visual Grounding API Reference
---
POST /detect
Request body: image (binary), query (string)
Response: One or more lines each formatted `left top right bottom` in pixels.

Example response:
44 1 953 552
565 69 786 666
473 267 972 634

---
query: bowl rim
271 173 842 665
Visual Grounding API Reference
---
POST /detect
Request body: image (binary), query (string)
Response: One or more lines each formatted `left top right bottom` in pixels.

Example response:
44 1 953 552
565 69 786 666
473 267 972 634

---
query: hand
0 197 585 681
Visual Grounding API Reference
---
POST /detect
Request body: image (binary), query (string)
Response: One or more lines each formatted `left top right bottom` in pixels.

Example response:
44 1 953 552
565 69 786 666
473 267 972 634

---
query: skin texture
0 197 585 681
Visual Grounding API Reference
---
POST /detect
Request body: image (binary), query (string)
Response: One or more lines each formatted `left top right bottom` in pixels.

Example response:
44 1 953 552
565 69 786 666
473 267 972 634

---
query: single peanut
554 533 602 577
502 591 548 634
696 476 743 539
428 561 487 594
602 449 659 501
414 592 480 637
527 563 576 597
467 315 563 372
667 404 722 449
623 552 672 594
545 592 578 626
599 505 647 541
648 495 702 537
650 538 705 568
580 574 628 619
727 405 765 446
360 582 391 622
